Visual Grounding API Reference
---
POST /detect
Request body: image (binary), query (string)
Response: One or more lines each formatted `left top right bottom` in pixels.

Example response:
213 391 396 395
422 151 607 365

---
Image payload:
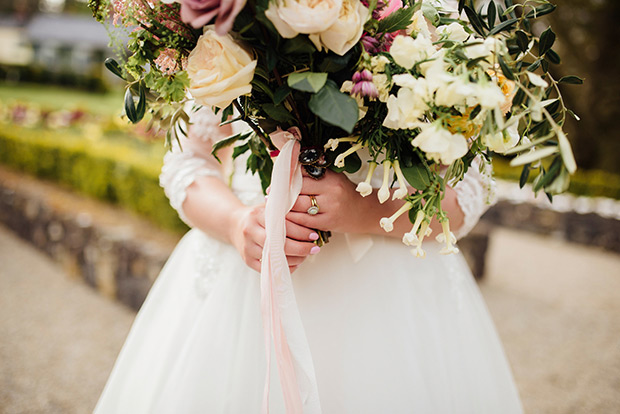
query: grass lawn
0 82 124 116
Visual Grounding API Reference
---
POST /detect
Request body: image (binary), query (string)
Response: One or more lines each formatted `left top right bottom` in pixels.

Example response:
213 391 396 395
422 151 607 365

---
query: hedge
493 157 620 200
1 124 618 235
0 124 187 233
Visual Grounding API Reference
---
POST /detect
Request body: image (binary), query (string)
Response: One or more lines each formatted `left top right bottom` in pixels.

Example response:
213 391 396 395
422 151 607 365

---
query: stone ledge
0 167 179 310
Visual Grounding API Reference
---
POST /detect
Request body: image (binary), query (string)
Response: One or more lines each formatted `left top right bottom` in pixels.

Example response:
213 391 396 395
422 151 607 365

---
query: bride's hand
229 204 320 273
286 169 378 234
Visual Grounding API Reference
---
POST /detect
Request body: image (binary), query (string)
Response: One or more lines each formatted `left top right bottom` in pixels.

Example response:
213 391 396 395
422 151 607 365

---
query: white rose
186 27 257 108
484 122 520 153
383 87 427 130
436 22 469 42
412 123 468 165
390 35 436 70
309 0 369 56
265 0 342 38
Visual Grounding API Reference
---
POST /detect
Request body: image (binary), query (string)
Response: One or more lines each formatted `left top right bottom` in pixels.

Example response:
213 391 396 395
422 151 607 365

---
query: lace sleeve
159 107 228 226
452 158 496 240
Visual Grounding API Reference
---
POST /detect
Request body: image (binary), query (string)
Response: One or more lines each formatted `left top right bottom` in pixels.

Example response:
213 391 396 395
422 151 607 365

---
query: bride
93 104 523 413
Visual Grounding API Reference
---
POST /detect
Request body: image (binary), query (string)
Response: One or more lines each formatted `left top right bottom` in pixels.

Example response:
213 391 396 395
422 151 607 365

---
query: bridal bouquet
90 0 581 255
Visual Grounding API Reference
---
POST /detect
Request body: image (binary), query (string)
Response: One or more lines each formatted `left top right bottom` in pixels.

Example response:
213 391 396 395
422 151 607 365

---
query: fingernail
310 246 321 255
265 195 268 201
309 232 319 241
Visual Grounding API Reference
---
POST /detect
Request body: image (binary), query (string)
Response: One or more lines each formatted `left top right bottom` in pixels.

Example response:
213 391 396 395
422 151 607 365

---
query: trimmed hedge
0 124 187 233
493 157 620 200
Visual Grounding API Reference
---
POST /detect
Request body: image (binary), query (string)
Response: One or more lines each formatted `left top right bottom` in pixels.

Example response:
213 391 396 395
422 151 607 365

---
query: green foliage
493 158 620 200
0 125 187 233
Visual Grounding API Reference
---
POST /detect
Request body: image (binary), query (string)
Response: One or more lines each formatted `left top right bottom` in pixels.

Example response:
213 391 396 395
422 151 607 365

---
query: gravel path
0 224 619 413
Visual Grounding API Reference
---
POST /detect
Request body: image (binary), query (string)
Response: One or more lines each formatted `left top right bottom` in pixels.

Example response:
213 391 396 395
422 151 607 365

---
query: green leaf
545 49 561 64
377 6 416 33
104 58 125 80
211 131 252 162
287 72 328 93
559 75 584 85
526 3 557 19
527 59 541 72
232 141 250 159
487 17 517 36
469 104 482 120
273 84 291 104
262 103 296 123
135 81 146 122
533 156 562 192
282 36 316 54
519 164 530 188
401 163 431 190
538 27 556 56
464 6 486 36
516 30 529 53
308 81 359 133
487 0 496 28
498 55 515 81
124 88 137 123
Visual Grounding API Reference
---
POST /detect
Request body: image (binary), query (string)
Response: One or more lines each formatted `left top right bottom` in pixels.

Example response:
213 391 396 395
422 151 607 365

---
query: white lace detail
159 107 227 226
453 158 496 240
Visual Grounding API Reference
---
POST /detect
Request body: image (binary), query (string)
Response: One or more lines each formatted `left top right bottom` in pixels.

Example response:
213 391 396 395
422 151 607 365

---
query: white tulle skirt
94 229 523 414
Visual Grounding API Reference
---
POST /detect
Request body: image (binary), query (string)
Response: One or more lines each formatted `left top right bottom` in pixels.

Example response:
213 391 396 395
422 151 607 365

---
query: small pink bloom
179 0 247 35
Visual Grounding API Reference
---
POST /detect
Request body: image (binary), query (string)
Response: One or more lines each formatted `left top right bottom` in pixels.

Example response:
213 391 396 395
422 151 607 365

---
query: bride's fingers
290 195 314 213
286 255 306 266
284 238 318 257
286 220 319 242
286 211 329 231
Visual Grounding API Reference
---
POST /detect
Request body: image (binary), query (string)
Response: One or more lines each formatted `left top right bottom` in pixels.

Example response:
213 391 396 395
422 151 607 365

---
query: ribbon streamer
260 127 322 414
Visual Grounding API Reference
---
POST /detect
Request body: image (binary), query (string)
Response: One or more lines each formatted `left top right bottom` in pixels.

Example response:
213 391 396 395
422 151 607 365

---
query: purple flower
351 69 379 99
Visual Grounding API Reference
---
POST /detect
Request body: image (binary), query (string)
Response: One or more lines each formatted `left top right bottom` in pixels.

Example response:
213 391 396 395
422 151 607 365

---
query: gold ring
307 196 320 215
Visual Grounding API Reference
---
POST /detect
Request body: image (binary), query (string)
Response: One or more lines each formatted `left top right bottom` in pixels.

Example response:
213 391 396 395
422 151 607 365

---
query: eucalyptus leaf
287 72 328 93
401 163 431 190
308 82 358 133
463 6 486 36
533 156 562 192
135 81 146 122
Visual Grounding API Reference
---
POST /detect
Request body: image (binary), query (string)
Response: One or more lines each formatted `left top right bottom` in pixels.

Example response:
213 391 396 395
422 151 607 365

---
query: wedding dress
94 108 523 413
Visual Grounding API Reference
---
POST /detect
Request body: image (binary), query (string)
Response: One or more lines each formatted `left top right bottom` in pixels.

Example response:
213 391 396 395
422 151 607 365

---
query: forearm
182 175 247 244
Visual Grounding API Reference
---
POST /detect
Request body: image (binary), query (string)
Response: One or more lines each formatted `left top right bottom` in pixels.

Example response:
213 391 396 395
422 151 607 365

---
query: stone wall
1 167 618 311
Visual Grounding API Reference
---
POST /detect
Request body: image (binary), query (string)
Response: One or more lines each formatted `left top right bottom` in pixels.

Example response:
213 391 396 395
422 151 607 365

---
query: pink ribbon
260 127 322 414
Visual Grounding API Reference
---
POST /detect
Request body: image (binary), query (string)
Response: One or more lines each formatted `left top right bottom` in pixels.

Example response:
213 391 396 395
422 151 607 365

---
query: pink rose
179 0 247 35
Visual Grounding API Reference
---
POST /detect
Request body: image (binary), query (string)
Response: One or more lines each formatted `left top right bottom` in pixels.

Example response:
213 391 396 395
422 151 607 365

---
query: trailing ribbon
260 127 322 414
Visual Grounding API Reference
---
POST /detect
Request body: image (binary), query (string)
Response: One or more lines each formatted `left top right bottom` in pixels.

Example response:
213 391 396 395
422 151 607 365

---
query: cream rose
186 27 257 108
309 0 369 56
390 35 436 70
265 0 343 38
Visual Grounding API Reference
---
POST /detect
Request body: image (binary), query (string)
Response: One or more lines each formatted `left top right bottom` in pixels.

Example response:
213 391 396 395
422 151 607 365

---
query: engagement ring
307 196 319 216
